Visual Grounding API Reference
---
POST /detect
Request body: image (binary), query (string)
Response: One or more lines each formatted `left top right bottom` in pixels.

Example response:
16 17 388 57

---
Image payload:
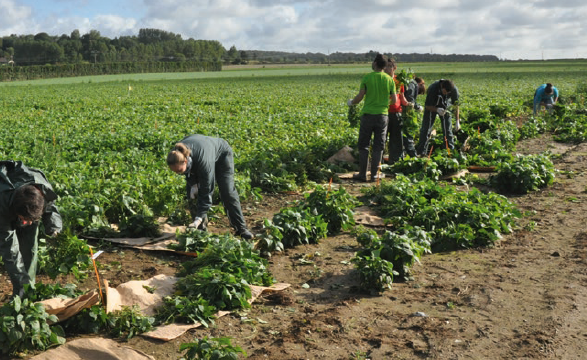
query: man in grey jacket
0 161 62 299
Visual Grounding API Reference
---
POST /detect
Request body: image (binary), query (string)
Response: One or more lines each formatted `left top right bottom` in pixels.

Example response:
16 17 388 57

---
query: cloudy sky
1 0 586 60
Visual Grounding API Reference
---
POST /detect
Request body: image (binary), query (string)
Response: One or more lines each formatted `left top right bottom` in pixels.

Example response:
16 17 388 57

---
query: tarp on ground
39 290 100 323
29 337 155 360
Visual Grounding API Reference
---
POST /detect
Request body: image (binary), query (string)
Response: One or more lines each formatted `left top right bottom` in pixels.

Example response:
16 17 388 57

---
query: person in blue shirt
533 83 559 115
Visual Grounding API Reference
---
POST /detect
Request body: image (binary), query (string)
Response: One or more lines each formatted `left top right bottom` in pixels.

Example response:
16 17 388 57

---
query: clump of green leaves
180 336 246 360
62 305 110 335
395 69 414 87
348 104 361 127
179 238 274 286
0 296 65 356
301 185 358 235
63 304 154 340
108 305 155 340
365 175 521 252
383 156 442 181
376 228 431 281
169 228 223 254
272 207 328 248
354 227 431 287
351 249 396 294
21 282 82 302
38 233 93 280
519 116 548 139
490 153 556 194
118 213 161 238
176 269 252 311
156 296 216 326
255 219 285 257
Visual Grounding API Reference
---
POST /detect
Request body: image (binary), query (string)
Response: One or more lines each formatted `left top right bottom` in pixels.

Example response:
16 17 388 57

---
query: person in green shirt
347 53 396 182
166 134 254 240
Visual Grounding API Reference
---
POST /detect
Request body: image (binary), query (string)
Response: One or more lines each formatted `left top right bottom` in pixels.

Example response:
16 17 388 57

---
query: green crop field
0 60 586 357
0 60 585 232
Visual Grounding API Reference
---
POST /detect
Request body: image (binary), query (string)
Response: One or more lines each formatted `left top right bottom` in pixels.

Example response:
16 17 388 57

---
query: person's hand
437 108 446 116
189 184 198 199
455 119 461 131
188 217 203 229
347 99 354 106
406 102 414 108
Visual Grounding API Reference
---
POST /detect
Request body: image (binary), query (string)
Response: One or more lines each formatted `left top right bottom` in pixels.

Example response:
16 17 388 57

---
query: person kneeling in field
533 83 559 115
0 160 62 299
166 134 254 240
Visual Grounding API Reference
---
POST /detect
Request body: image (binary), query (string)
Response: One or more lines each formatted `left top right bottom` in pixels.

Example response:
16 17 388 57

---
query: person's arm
553 87 559 104
348 88 366 106
399 92 409 106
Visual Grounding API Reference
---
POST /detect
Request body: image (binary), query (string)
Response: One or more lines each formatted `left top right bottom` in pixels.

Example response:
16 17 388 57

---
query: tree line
239 49 499 64
0 28 226 66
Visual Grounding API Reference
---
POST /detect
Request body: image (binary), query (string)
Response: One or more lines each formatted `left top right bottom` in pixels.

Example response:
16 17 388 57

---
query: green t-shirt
359 71 395 115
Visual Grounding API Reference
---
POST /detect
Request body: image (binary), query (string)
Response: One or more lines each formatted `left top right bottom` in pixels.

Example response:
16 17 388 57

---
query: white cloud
0 0 586 59
0 0 33 33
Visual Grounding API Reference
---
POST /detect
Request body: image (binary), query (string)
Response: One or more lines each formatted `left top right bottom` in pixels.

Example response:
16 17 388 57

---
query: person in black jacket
404 77 426 112
0 161 62 299
166 134 254 240
415 79 460 156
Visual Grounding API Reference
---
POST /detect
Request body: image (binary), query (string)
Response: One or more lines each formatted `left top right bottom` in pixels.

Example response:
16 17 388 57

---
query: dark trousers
357 114 388 177
387 112 403 164
415 110 454 156
215 144 247 231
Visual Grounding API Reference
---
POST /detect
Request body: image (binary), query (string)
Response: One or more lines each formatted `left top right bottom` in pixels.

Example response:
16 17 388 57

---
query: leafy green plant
490 154 556 194
383 156 442 181
0 296 65 356
255 219 285 257
354 226 380 248
62 305 110 335
179 336 246 360
301 185 358 235
108 305 155 340
365 175 521 251
519 116 548 139
156 296 216 326
118 213 161 238
169 228 223 254
351 249 396 294
38 233 93 280
175 269 253 311
178 238 274 286
377 229 432 281
272 207 328 248
21 282 83 302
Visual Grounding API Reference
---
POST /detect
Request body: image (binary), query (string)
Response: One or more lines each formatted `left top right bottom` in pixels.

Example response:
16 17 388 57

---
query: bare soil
3 134 587 360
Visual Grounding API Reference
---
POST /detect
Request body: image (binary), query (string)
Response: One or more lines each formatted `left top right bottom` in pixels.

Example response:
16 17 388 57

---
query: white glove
188 217 203 229
347 99 354 106
437 108 446 116
455 119 461 131
406 102 414 108
189 184 198 199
